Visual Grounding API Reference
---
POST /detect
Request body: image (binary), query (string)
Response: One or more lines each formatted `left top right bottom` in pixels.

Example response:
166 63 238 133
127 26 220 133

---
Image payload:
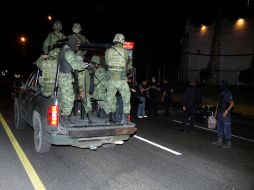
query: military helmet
53 21 62 30
113 33 125 44
72 23 82 34
91 55 100 65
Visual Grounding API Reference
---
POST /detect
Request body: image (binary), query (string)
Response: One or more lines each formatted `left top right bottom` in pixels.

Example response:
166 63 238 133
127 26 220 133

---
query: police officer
58 37 87 123
104 33 132 124
43 21 66 55
180 80 201 132
68 23 89 58
213 80 234 148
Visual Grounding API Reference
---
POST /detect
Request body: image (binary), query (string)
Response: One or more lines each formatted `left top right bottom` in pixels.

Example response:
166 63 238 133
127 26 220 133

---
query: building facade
180 17 254 85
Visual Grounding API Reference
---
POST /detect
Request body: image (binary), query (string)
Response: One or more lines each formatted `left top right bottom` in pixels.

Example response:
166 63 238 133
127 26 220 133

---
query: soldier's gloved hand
42 54 49 59
85 62 92 69
79 91 85 99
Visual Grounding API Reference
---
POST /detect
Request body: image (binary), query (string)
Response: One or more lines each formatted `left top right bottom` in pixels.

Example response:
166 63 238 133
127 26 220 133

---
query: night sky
2 0 253 82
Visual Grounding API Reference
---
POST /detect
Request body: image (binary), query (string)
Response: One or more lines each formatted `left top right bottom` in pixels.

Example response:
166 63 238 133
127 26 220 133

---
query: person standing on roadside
213 80 234 149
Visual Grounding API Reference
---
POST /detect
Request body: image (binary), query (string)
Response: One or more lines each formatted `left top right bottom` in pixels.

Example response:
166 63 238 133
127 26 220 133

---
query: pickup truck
13 42 137 153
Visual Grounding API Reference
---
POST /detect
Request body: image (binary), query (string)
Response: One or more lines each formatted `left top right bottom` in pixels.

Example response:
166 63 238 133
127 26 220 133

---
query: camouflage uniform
68 23 89 57
78 68 92 114
43 21 66 55
35 48 60 96
104 34 132 123
92 56 117 111
93 67 108 110
58 38 86 116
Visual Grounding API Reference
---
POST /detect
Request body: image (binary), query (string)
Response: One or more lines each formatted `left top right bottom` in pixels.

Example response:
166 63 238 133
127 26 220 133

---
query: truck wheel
33 111 51 153
14 98 25 129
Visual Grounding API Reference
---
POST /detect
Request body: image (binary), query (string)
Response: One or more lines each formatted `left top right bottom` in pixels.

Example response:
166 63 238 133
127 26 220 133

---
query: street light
48 15 52 21
201 24 207 31
235 18 245 29
17 34 28 76
18 35 27 46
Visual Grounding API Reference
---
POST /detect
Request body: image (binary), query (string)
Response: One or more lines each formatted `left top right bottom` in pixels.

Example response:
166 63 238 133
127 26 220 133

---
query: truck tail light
128 114 131 121
48 105 59 126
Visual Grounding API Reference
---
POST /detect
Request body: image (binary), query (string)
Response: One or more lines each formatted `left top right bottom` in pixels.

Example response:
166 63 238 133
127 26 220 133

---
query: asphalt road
0 86 254 190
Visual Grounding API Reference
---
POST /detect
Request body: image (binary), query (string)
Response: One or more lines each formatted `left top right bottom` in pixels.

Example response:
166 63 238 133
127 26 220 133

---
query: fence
177 69 242 87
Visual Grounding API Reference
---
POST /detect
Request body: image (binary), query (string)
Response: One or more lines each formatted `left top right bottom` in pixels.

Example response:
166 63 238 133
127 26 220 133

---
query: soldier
58 37 87 123
43 20 66 55
92 55 116 119
35 48 60 96
69 23 91 119
104 33 132 124
68 23 89 58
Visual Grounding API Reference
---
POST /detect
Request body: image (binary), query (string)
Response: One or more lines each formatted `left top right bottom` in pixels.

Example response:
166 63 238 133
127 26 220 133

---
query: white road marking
172 119 254 143
134 135 182 156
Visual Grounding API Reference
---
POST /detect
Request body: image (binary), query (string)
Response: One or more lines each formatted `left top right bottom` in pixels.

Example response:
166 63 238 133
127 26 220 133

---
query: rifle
72 70 86 118
54 39 113 51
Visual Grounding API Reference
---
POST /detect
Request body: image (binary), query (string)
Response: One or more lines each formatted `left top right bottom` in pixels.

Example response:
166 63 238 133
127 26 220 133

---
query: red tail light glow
128 114 131 121
48 105 59 126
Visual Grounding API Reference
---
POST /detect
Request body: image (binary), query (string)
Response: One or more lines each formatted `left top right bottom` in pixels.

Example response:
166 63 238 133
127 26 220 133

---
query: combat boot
97 108 106 118
222 140 232 149
121 113 129 125
60 115 71 127
87 111 93 124
60 115 68 123
105 114 110 124
109 112 117 123
212 138 223 146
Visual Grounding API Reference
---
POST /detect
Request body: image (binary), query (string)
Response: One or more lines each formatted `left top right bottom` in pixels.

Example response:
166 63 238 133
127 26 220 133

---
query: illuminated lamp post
48 15 52 21
18 34 28 76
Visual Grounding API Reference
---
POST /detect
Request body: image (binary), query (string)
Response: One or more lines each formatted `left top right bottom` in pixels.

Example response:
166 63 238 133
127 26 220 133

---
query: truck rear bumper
67 126 137 138
47 125 137 148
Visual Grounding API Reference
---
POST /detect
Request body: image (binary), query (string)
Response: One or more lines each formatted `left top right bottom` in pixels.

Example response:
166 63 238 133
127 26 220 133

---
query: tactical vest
107 47 126 72
49 31 65 50
59 46 72 73
39 57 57 96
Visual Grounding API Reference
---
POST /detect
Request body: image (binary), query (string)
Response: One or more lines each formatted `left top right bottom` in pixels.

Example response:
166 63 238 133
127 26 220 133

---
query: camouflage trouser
80 92 92 114
59 73 75 115
93 86 116 111
105 80 130 114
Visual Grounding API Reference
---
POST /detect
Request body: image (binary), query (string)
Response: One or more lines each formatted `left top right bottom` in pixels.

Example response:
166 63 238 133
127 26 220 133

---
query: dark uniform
148 78 160 116
161 79 174 116
181 80 201 132
213 80 234 148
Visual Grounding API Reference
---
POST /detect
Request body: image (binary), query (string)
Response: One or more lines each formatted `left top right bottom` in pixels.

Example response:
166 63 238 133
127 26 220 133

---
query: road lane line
0 113 46 190
134 135 182 156
172 119 254 143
